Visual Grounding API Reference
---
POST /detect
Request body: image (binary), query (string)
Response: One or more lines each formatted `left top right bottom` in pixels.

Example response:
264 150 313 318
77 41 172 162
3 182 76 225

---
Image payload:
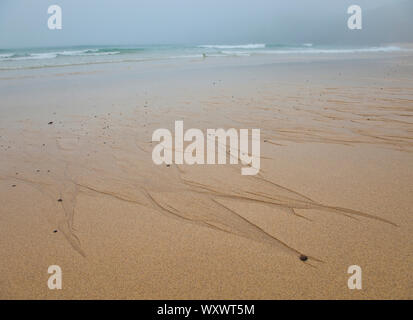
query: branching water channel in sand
0 102 400 266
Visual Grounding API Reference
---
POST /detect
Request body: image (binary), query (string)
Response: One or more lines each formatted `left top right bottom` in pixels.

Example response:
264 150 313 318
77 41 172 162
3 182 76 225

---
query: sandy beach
0 49 412 299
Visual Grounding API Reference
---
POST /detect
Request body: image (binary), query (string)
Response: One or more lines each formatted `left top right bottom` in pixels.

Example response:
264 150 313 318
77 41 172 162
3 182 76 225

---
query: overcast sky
0 0 411 48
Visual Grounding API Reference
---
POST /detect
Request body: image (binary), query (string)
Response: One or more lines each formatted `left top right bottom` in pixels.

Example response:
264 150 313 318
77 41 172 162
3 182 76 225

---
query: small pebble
48 121 53 125
57 199 63 202
11 185 16 187
53 230 58 233
299 255 308 262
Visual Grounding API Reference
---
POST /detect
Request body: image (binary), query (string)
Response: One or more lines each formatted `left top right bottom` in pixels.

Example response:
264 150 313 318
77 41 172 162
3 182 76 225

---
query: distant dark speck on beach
48 121 53 125
299 255 308 262
12 185 16 187
57 199 63 202
53 230 58 233
166 164 171 167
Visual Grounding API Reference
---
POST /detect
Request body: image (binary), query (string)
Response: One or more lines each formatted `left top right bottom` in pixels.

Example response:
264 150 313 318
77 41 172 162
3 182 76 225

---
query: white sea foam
0 53 14 59
58 49 120 56
221 51 251 56
258 46 403 55
14 53 58 60
0 49 121 62
198 44 266 49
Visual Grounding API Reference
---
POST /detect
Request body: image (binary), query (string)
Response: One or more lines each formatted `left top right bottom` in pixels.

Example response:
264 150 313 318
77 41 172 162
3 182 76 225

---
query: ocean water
0 43 404 70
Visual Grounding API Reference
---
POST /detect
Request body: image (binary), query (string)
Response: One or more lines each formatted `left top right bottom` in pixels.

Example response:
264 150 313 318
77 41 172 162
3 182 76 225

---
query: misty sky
0 0 411 48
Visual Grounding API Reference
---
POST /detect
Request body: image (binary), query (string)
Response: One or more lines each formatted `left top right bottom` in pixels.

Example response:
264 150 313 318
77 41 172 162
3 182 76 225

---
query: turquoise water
0 43 403 70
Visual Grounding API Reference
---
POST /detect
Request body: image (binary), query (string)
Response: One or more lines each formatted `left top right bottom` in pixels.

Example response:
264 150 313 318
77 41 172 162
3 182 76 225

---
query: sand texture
0 51 412 299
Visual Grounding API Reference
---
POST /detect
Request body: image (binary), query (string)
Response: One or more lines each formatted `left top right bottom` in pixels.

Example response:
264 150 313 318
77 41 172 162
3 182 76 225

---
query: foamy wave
0 49 121 61
221 51 251 57
11 53 58 61
58 49 120 56
259 46 403 55
198 44 266 49
0 52 58 61
0 53 14 59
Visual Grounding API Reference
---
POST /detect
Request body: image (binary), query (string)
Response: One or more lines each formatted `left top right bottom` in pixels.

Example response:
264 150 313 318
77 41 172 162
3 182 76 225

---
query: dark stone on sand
57 199 63 202
48 122 53 125
53 230 58 233
12 185 16 187
299 255 308 262
166 164 171 167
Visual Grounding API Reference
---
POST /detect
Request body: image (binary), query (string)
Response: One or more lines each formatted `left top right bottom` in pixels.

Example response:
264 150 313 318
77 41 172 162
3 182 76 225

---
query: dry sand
0 51 412 299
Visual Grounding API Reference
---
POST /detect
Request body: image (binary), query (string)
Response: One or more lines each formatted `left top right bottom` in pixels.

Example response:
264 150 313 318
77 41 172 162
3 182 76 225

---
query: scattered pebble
48 122 53 125
11 185 16 188
57 199 63 202
53 230 58 233
166 164 171 167
299 255 308 262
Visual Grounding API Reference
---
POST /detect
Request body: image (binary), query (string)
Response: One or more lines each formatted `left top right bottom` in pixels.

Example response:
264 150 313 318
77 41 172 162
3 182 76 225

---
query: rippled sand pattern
1 82 407 263
0 54 412 299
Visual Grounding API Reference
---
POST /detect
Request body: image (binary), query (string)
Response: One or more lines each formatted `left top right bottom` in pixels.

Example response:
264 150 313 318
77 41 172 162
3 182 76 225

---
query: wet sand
0 51 412 299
